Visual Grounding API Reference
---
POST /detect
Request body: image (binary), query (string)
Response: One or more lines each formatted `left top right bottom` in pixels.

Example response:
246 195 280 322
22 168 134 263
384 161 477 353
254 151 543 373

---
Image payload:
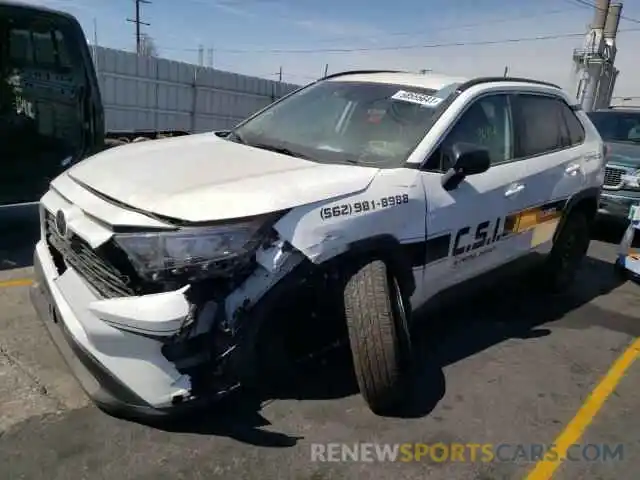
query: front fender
273 169 426 264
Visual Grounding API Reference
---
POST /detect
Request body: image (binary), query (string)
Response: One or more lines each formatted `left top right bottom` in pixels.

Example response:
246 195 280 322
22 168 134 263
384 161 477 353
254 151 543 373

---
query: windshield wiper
226 130 246 144
248 142 310 159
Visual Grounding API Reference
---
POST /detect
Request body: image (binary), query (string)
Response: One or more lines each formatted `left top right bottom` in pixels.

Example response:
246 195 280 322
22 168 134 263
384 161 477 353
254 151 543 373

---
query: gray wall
91 47 301 133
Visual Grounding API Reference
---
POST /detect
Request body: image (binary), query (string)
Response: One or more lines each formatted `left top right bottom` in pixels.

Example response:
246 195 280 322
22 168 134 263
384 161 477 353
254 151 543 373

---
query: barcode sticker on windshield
391 90 443 107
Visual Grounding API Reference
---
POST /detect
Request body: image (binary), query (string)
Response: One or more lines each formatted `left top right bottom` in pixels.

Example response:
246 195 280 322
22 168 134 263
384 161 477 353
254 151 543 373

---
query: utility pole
92 18 98 71
571 0 623 111
127 0 151 55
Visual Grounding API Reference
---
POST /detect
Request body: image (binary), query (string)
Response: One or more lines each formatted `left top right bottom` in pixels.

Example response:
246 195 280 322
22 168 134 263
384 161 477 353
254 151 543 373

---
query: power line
317 7 586 43
133 4 600 58
126 0 152 54
564 0 640 25
151 26 640 56
208 27 640 55
178 2 581 44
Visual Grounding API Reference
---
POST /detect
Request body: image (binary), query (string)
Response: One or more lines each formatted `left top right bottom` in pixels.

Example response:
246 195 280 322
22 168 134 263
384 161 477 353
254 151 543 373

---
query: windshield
588 111 640 144
229 80 455 167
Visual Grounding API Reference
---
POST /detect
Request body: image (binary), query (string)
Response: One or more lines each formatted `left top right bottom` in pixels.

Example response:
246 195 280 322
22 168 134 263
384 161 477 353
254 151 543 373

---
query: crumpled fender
273 168 427 264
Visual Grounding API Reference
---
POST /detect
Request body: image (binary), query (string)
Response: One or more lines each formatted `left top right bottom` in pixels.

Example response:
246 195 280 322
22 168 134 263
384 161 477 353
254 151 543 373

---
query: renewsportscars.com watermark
310 443 625 463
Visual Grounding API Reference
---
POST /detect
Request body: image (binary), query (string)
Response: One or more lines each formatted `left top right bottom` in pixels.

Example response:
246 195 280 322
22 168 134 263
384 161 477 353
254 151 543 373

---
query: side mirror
441 142 491 190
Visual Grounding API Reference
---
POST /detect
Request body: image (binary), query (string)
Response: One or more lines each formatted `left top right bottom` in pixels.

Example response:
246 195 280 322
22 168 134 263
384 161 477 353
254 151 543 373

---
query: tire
343 260 412 414
538 211 591 293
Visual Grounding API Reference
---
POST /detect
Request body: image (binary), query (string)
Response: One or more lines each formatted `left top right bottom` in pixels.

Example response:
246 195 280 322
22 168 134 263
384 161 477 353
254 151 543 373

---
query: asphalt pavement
0 219 638 480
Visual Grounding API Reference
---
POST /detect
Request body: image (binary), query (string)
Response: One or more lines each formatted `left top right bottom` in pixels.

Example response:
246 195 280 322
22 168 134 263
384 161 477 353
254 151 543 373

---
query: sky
19 0 640 99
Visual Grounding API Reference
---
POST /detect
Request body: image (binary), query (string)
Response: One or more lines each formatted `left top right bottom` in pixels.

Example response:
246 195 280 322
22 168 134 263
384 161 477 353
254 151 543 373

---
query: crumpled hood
65 132 379 222
606 141 640 168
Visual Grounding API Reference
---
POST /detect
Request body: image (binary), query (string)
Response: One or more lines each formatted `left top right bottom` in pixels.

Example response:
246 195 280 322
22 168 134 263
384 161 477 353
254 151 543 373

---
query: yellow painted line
526 337 640 480
0 278 33 288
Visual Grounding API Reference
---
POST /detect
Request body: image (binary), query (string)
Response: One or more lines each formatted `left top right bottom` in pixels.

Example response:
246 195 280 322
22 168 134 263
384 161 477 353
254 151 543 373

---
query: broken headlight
113 216 272 282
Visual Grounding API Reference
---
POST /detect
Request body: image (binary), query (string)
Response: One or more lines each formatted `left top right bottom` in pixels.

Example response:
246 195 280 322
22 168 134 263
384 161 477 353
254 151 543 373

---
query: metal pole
92 18 98 71
582 61 603 112
127 0 151 55
135 0 140 54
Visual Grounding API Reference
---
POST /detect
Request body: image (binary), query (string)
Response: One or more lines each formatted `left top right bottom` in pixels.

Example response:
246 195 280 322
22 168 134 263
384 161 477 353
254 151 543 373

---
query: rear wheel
343 260 412 414
538 211 591 293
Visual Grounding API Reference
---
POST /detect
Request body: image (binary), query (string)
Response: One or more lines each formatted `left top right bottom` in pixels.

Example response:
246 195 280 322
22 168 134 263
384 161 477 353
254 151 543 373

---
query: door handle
565 163 581 175
505 184 525 197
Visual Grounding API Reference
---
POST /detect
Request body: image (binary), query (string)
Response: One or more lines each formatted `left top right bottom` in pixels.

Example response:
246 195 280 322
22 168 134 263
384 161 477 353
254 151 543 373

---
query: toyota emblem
55 209 68 237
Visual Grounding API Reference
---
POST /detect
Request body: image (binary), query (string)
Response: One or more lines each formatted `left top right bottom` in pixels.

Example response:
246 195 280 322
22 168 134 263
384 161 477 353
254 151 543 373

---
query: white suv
30 70 605 419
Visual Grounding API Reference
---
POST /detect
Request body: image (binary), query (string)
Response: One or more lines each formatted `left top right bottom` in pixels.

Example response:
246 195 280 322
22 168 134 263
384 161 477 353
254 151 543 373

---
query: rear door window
512 94 568 158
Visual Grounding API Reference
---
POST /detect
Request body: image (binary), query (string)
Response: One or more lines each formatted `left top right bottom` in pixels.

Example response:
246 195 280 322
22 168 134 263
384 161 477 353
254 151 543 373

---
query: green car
589 107 640 221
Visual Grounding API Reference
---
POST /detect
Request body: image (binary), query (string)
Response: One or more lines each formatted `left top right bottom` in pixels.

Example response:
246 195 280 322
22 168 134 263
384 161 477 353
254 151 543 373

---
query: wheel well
571 195 598 222
234 236 417 377
329 235 417 300
553 191 599 243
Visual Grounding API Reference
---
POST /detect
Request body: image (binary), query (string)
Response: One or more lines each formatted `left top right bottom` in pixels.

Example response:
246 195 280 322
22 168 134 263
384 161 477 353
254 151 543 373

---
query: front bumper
598 191 640 220
30 240 210 419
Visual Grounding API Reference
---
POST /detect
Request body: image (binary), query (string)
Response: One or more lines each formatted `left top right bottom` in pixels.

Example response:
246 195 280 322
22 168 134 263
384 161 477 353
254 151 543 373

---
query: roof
593 107 640 113
0 0 76 22
323 70 565 94
325 71 469 91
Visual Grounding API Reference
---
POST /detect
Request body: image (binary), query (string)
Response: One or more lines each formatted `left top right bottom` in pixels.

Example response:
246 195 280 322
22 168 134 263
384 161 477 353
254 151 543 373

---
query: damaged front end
43 207 315 413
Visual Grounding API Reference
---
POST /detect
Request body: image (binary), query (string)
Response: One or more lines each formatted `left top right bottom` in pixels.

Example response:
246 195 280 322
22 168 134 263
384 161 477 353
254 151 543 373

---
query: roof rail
457 76 562 91
321 69 407 80
608 105 640 110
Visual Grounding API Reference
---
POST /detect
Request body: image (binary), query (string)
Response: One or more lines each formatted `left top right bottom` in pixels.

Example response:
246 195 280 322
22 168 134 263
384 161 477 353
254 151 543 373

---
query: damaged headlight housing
114 216 273 282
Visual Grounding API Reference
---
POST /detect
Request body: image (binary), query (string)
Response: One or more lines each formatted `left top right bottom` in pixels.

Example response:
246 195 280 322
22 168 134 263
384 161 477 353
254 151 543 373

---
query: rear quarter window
559 102 585 145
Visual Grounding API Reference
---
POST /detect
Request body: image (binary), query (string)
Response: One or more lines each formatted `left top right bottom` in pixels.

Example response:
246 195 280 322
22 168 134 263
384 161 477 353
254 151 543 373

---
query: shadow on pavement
0 218 39 271
152 394 304 447
385 253 623 419
151 252 624 441
591 217 640 247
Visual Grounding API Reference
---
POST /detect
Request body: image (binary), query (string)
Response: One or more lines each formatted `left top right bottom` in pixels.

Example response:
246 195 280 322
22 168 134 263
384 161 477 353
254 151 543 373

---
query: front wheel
343 260 412 415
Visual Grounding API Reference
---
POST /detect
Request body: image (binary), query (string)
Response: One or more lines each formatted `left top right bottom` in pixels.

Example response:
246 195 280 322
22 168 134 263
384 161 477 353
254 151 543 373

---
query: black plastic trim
320 69 407 80
456 76 562 92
